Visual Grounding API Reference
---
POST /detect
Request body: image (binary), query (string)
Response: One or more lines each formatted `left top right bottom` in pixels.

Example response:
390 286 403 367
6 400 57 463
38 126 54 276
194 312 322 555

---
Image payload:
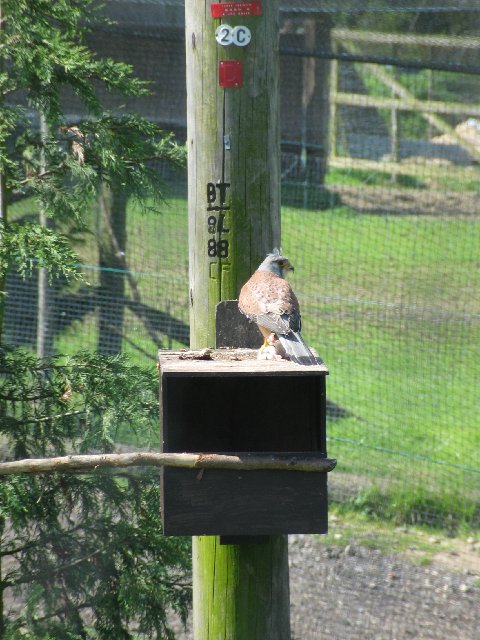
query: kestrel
238 249 317 365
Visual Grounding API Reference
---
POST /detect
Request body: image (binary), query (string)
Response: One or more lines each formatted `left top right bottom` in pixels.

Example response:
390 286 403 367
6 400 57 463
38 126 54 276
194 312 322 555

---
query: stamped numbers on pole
215 24 251 47
206 182 230 258
232 26 251 46
215 25 234 46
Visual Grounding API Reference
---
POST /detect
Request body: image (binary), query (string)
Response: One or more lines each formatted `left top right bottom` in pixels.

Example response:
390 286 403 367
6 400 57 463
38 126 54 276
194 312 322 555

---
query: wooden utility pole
192 535 290 639
187 0 280 347
185 1 289 638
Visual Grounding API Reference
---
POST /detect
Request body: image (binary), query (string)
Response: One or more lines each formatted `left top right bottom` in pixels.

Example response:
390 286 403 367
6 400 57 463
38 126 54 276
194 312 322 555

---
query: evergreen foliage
0 347 191 638
0 0 184 268
0 0 190 636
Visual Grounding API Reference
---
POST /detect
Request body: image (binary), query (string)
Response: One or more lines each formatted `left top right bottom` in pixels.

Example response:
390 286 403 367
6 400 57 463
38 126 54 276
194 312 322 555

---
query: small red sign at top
211 2 262 18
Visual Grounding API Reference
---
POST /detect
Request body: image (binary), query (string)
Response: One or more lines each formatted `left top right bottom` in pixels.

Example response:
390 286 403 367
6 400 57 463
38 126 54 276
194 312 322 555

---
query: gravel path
171 533 480 640
5 525 479 638
289 534 480 640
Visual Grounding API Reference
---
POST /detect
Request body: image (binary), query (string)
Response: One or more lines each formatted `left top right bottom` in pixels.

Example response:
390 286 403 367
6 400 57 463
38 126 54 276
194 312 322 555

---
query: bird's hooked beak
283 260 294 275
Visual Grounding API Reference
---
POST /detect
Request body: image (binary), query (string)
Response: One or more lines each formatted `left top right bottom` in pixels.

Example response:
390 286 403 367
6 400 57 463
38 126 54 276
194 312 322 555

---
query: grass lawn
281 200 480 527
7 172 480 529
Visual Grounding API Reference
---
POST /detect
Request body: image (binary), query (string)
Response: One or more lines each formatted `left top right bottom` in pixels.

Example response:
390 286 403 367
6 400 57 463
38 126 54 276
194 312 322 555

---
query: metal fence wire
5 2 480 638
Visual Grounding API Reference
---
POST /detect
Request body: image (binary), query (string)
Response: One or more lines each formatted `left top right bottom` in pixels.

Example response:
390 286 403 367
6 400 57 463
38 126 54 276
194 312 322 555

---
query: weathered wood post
185 1 289 638
390 68 400 183
186 0 280 346
300 14 332 202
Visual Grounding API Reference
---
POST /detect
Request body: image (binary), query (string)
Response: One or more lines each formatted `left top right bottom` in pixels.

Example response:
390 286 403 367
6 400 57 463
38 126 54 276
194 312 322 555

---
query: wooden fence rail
329 29 480 176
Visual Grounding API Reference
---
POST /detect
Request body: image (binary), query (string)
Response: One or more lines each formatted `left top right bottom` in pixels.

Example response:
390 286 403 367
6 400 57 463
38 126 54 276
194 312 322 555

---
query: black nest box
158 301 334 538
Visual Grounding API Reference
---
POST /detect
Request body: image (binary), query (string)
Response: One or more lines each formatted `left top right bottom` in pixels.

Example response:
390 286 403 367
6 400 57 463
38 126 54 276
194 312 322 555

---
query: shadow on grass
4 270 189 356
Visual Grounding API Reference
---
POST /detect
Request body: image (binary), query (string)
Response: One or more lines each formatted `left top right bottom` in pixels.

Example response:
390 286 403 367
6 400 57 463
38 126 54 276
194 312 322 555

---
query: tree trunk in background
37 113 52 358
97 182 127 355
0 173 6 344
0 183 5 640
0 3 7 633
0 0 7 343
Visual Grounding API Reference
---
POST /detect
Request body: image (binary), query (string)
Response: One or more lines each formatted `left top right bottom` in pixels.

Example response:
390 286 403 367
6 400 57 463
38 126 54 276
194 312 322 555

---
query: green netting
6 0 479 540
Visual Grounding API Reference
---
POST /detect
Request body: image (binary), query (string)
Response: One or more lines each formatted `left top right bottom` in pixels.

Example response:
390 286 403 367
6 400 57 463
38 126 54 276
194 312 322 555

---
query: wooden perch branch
0 452 337 476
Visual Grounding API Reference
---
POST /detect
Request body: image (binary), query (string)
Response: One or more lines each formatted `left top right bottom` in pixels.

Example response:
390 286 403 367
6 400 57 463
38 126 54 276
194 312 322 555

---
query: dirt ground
169 531 480 640
4 514 479 640
335 183 479 218
288 533 480 640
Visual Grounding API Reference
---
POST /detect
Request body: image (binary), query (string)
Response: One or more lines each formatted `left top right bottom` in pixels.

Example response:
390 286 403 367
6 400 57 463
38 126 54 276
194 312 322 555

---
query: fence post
390 68 400 182
328 57 339 160
185 0 290 637
300 15 332 188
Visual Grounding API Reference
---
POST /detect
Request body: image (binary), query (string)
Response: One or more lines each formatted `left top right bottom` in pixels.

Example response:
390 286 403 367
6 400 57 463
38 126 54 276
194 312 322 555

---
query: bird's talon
258 345 277 360
266 333 277 346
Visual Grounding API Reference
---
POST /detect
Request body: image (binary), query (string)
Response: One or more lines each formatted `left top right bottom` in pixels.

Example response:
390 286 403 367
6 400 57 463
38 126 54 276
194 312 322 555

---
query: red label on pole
211 2 262 18
219 60 243 88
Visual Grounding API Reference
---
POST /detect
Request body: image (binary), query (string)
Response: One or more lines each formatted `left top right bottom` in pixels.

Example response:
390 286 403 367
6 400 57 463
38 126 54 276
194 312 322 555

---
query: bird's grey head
257 249 294 278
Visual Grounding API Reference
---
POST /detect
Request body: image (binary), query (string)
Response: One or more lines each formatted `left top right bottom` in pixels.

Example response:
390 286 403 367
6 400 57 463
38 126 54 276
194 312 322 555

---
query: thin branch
12 410 87 426
17 165 66 186
0 452 337 476
0 539 39 558
0 392 55 402
0 521 90 558
26 600 93 625
4 547 106 588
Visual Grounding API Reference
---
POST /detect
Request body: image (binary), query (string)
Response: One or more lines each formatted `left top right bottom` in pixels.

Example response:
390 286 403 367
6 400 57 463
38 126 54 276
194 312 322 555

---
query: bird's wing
238 271 301 335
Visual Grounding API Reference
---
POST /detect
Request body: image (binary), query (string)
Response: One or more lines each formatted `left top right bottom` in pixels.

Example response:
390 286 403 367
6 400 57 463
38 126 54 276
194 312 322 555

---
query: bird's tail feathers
278 333 319 366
